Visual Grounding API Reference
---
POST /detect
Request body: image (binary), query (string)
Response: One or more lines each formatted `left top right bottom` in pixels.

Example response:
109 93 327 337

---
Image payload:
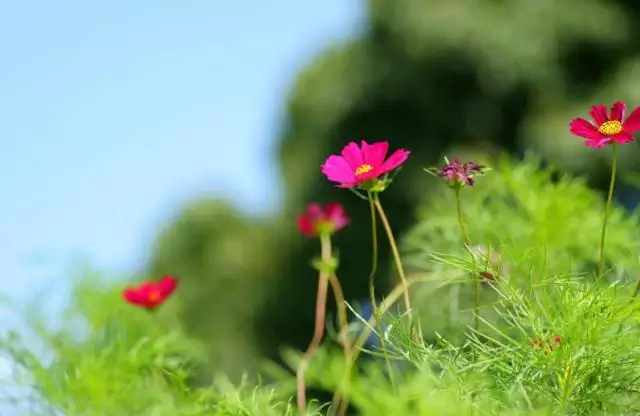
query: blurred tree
147 0 640 379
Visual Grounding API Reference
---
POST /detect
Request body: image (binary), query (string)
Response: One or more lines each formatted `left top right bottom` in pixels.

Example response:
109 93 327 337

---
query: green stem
373 195 412 317
367 192 379 311
366 192 396 394
296 234 332 414
598 143 617 280
455 189 479 332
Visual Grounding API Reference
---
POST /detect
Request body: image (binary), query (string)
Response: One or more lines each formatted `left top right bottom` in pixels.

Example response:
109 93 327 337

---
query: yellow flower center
148 291 160 302
355 164 373 176
598 120 623 136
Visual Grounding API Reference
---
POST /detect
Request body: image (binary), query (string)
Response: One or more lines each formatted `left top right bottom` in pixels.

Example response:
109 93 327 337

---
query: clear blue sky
0 1 362 315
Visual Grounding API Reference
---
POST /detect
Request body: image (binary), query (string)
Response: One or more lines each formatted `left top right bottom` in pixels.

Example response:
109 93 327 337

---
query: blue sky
0 1 362 316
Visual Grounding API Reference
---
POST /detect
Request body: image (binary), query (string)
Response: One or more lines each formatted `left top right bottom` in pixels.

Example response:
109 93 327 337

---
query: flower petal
322 155 356 184
123 288 144 305
340 141 364 169
158 276 178 297
324 202 349 232
589 105 608 126
378 149 410 175
361 140 389 168
610 101 626 121
612 133 635 145
584 138 612 148
569 118 602 140
623 106 640 133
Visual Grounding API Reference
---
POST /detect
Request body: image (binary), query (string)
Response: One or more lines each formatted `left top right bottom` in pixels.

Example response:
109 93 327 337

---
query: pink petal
585 138 612 148
569 118 602 140
123 288 143 304
305 203 324 222
322 155 356 184
378 149 410 175
589 105 608 126
298 214 315 237
610 101 626 121
340 142 364 169
612 133 635 145
157 276 178 297
324 202 349 232
361 141 389 168
623 106 640 133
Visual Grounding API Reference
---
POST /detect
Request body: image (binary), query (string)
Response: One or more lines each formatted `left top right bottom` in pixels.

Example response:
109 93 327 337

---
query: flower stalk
598 143 617 280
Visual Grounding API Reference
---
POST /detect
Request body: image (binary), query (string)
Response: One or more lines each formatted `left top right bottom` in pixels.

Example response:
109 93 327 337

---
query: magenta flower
569 101 640 148
298 202 349 237
321 141 410 189
436 158 485 188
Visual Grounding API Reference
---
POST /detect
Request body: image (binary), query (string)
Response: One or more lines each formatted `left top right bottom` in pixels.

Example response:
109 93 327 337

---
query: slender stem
296 234 332 414
615 270 640 335
367 192 379 312
598 143 618 280
455 189 472 246
365 192 396 395
373 196 412 316
337 275 434 414
455 189 479 332
327 273 352 414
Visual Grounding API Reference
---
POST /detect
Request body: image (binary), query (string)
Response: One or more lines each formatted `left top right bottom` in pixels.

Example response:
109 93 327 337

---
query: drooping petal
589 105 608 126
157 276 178 297
584 137 612 148
612 133 635 145
123 288 144 305
324 202 349 232
340 141 364 169
378 149 410 175
298 214 315 237
321 155 356 184
610 101 626 121
569 118 603 140
623 106 640 133
361 140 389 168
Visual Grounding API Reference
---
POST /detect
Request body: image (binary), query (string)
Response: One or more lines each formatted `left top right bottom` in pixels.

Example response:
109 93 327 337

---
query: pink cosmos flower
298 202 349 237
321 141 410 189
569 101 640 148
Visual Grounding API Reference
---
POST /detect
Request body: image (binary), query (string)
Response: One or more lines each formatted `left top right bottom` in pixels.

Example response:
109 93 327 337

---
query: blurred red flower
298 202 349 237
122 275 178 310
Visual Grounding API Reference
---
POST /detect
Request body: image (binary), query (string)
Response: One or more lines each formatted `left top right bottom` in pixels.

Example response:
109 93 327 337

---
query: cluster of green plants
4 141 640 415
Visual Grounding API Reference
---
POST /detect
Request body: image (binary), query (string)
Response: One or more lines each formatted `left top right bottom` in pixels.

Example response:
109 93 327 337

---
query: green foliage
138 0 640 381
6 156 640 414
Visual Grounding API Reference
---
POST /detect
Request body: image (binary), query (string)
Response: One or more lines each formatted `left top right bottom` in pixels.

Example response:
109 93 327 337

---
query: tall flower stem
598 143 618 280
336 274 442 416
367 192 379 312
296 233 333 414
455 188 479 332
365 192 397 393
373 195 412 317
328 273 353 413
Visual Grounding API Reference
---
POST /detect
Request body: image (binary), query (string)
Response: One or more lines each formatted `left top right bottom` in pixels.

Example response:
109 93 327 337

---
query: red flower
321 140 410 189
123 275 178 310
569 101 640 148
298 202 349 237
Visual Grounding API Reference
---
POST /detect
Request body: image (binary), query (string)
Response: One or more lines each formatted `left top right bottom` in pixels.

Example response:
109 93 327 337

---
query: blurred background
4 0 640 385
